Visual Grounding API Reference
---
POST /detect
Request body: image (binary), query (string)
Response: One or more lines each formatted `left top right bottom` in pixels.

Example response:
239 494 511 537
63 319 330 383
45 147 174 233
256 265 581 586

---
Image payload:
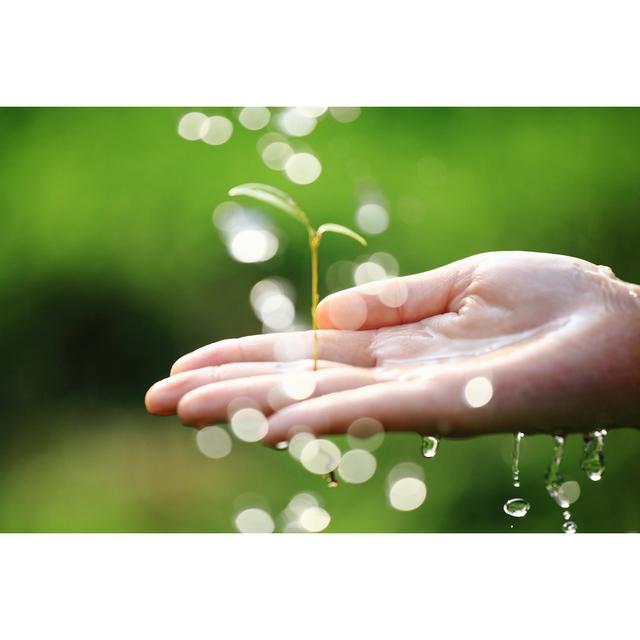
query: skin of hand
145 251 640 444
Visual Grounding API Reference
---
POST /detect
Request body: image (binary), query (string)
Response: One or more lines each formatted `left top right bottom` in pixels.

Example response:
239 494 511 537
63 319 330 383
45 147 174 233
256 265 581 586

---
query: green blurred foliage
0 107 638 532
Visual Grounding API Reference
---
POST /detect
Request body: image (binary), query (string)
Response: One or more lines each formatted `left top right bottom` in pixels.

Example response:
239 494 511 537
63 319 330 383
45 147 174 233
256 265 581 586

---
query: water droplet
275 441 289 451
581 429 606 481
327 471 339 488
512 431 524 487
545 435 567 506
421 435 439 458
545 435 581 532
503 498 530 518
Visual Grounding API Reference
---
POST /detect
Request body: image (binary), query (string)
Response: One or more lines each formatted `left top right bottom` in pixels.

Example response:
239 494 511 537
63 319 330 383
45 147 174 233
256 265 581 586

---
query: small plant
228 183 367 370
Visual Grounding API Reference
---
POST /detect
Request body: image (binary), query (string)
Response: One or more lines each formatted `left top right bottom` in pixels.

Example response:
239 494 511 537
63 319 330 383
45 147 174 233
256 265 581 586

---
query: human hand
145 251 640 443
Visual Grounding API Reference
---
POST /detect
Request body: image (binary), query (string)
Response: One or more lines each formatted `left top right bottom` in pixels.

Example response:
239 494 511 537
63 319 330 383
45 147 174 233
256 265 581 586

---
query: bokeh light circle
285 153 322 185
230 407 268 442
388 477 427 511
338 449 377 484
330 107 361 123
347 417 385 451
280 108 317 137
288 431 316 460
282 371 316 400
463 376 493 408
201 115 233 145
378 280 408 308
355 203 389 234
262 141 294 170
229 228 278 263
196 426 232 459
234 508 275 533
299 506 331 532
178 112 208 140
354 261 388 286
327 293 367 330
238 107 270 130
300 439 341 474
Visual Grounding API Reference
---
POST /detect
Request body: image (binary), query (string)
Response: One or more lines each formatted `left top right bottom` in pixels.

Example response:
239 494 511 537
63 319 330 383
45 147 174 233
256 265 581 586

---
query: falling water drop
503 498 530 518
503 432 529 522
545 435 567 507
545 435 580 533
581 429 606 481
512 431 524 488
421 436 439 458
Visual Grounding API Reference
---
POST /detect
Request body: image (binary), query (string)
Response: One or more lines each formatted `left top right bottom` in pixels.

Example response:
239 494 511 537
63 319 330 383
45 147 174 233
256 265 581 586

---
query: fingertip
144 386 157 414
177 389 208 428
170 357 187 376
144 383 172 416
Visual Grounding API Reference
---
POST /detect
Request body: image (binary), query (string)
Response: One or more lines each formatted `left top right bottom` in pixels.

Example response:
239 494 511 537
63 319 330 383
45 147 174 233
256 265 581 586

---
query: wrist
603 281 640 428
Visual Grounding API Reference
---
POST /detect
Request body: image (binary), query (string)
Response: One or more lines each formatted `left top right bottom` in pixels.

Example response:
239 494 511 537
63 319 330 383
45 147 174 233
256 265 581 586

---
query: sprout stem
309 231 320 371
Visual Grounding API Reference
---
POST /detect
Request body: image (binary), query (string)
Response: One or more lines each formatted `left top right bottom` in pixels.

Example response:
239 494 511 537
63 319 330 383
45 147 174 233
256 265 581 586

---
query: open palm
145 251 640 443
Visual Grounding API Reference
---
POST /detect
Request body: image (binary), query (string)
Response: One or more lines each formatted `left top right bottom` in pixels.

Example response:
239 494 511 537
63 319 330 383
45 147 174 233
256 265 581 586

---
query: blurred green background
0 107 638 532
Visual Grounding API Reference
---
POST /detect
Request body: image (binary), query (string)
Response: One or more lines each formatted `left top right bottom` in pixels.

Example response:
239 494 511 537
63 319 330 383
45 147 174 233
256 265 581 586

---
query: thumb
317 257 476 331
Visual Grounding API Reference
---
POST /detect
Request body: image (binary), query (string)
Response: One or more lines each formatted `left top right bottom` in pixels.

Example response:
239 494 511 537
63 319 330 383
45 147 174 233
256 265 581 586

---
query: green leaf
316 223 367 246
228 183 310 229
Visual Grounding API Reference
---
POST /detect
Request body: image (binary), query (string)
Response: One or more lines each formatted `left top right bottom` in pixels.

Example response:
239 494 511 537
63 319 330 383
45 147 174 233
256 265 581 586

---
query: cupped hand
145 251 640 443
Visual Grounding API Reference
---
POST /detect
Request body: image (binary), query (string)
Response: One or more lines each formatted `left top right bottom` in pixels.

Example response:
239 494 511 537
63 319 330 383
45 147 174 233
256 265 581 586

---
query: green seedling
228 183 367 371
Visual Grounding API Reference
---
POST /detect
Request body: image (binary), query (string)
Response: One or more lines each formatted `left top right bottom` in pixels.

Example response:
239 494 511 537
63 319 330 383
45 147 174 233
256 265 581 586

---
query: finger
145 360 349 415
171 330 375 375
176 367 377 428
316 257 478 331
263 360 540 444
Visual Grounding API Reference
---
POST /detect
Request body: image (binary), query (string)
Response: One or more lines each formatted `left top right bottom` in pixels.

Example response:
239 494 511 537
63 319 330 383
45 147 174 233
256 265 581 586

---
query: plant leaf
228 183 310 229
317 223 367 246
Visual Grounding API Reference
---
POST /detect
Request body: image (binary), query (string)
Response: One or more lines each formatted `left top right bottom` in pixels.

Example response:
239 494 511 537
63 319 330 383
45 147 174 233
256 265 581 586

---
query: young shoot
228 183 366 370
